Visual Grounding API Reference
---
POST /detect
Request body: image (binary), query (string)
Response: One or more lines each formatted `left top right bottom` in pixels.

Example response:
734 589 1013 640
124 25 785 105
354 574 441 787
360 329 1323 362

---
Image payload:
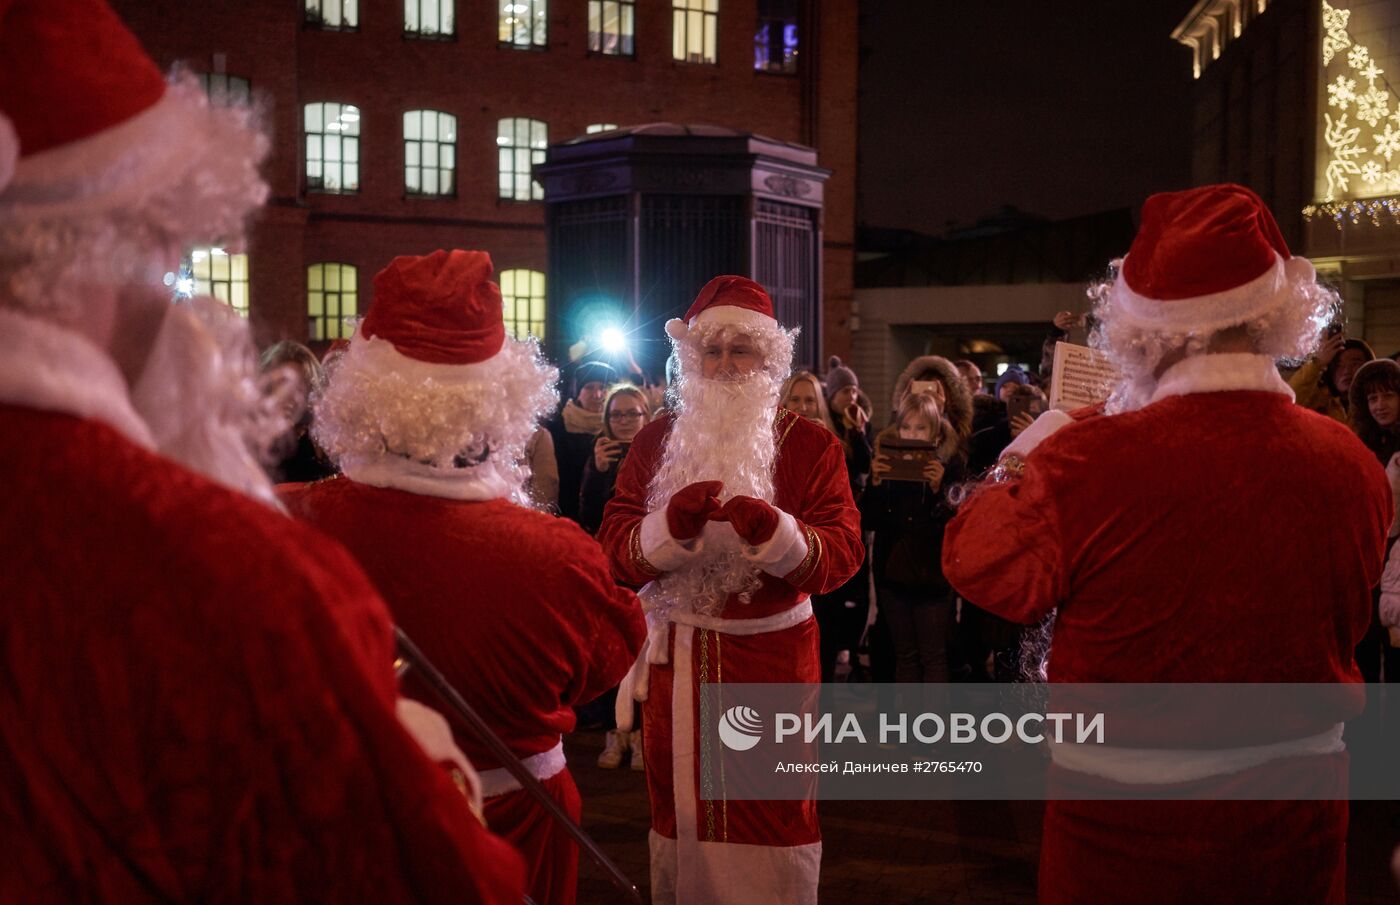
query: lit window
405 0 454 36
306 0 358 29
307 263 358 341
305 103 361 194
404 110 457 197
499 0 547 49
199 72 251 106
177 247 250 317
586 123 619 134
673 0 718 65
500 269 546 340
497 118 547 201
754 0 797 74
588 1 635 56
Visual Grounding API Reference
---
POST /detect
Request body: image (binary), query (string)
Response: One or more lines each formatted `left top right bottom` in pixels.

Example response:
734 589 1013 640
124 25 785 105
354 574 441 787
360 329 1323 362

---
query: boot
628 730 645 772
597 730 627 769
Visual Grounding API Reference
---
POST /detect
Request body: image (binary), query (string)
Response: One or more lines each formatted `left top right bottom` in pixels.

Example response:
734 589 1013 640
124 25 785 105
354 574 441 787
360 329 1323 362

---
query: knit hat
665 276 776 341
824 355 859 403
571 360 618 399
1111 183 1317 333
994 367 1029 398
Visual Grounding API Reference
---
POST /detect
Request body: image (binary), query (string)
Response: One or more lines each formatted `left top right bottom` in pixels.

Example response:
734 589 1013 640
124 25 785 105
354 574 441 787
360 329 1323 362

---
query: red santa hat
665 276 777 341
359 250 507 371
0 0 265 220
1111 183 1317 333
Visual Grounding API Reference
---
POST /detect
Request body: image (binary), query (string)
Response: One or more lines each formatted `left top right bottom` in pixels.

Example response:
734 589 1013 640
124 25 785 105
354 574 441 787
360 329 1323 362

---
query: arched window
497 117 547 201
499 269 546 340
404 110 457 197
304 102 361 194
174 247 249 316
307 263 359 341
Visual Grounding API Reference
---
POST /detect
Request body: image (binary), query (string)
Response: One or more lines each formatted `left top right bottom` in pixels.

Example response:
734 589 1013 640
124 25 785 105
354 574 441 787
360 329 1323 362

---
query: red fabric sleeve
782 431 864 596
557 534 648 705
941 454 1068 625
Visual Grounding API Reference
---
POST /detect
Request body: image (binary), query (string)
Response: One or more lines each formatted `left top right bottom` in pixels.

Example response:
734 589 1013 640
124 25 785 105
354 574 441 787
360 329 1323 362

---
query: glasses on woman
608 411 646 421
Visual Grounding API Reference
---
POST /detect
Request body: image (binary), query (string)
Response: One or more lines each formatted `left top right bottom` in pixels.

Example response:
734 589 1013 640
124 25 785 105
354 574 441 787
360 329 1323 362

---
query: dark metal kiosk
535 123 830 378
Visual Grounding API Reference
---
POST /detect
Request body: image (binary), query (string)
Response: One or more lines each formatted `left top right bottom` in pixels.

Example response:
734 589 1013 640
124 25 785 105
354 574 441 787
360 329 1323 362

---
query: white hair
1088 259 1337 413
312 333 560 506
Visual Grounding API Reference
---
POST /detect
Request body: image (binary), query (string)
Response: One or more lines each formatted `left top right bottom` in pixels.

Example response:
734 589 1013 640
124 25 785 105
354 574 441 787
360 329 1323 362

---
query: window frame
404 0 455 39
587 0 636 58
306 262 360 342
499 268 547 341
498 0 548 50
403 109 458 199
305 0 359 31
672 0 719 66
496 117 548 202
304 102 362 195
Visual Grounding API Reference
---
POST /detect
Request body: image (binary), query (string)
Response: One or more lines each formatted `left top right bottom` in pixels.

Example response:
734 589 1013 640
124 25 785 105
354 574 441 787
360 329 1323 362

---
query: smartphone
613 441 632 458
1007 395 1046 423
908 380 941 399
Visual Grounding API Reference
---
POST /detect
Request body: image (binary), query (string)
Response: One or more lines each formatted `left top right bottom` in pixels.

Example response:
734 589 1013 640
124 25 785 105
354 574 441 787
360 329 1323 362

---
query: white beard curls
646 321 795 616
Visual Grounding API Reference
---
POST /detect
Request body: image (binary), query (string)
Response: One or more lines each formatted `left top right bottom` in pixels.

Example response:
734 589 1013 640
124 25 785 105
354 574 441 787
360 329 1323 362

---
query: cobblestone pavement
566 731 1400 904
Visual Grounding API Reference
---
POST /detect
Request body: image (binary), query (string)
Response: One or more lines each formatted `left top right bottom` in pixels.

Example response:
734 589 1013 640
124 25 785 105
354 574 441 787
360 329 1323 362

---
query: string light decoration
1309 1 1400 228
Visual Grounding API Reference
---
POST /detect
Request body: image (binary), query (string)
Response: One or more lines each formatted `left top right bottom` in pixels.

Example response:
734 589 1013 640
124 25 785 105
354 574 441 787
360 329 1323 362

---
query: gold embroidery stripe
775 411 799 452
698 628 716 842
789 524 822 585
629 523 661 578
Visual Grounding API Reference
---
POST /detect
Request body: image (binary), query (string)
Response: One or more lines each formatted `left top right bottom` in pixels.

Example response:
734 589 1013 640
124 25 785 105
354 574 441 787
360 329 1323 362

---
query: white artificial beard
128 295 286 509
646 368 783 616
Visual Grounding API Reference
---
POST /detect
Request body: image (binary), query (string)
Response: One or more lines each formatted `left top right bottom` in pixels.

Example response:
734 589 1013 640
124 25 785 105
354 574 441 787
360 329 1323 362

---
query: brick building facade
111 0 857 360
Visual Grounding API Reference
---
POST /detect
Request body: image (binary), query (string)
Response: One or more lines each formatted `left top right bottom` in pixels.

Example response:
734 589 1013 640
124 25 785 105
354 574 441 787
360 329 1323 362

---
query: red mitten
715 495 780 546
667 480 725 540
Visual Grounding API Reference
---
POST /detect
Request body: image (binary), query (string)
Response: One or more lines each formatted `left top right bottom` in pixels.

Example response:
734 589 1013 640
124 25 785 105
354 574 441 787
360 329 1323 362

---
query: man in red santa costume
943 184 1391 905
0 2 526 902
280 248 646 905
598 276 863 905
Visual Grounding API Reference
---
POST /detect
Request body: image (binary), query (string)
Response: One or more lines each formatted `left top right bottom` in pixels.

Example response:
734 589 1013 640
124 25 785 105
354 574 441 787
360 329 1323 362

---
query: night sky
859 0 1200 235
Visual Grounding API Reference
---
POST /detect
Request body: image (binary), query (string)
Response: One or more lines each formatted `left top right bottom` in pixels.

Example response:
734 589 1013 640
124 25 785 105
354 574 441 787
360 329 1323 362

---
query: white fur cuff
1002 409 1074 461
741 509 807 577
640 508 705 572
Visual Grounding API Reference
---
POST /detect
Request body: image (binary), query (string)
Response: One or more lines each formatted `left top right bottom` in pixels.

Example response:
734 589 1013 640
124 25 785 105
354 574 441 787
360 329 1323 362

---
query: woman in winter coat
1351 358 1400 682
862 391 965 683
578 385 651 536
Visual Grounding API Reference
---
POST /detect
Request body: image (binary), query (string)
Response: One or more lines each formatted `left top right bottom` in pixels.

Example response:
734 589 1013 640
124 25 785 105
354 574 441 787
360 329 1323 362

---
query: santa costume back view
943 184 1391 905
0 1 526 903
279 249 646 905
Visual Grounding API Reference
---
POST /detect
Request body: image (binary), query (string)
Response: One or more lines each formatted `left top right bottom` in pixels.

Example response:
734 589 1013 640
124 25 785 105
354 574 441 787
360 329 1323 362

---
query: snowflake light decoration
1316 1 1400 206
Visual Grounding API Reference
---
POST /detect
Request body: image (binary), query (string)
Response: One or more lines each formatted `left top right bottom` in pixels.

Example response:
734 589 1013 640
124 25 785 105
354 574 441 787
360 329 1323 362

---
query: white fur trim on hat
351 325 506 382
666 304 776 341
0 112 17 194
1111 253 1318 335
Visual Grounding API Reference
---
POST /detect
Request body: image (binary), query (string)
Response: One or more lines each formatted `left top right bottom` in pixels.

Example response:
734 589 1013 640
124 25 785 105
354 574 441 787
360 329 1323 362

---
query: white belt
615 597 815 731
475 739 567 799
1049 722 1345 786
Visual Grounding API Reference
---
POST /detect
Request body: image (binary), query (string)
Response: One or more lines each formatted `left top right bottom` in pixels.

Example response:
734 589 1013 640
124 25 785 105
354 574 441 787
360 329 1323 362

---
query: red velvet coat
943 378 1391 905
597 409 862 903
279 478 645 905
0 405 525 905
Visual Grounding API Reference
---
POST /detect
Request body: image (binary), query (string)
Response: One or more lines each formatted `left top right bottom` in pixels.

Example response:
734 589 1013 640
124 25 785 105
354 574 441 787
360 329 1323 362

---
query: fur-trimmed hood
890 354 974 440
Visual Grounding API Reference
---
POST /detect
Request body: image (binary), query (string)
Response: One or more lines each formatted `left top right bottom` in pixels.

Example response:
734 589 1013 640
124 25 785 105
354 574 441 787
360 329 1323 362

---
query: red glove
714 495 780 546
667 480 725 540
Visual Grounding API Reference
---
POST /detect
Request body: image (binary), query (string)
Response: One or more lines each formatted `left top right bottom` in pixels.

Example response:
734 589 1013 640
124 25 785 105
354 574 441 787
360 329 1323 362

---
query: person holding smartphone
579 385 652 534
862 392 965 683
